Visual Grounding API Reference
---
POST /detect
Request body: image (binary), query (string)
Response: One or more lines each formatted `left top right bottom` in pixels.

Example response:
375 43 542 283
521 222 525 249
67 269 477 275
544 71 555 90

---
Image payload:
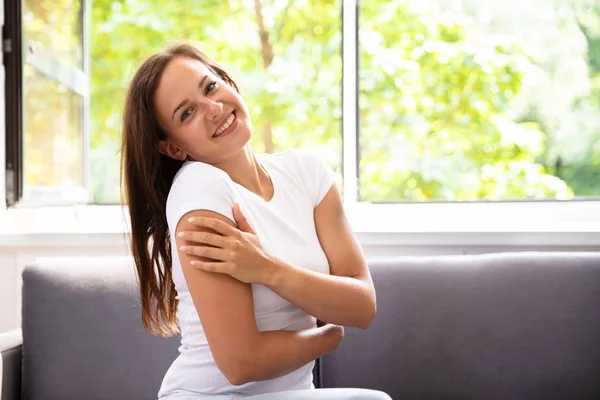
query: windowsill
1 201 599 249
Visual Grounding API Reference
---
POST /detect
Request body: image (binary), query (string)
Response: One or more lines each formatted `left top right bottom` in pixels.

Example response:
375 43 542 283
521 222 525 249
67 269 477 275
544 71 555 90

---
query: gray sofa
2 252 600 400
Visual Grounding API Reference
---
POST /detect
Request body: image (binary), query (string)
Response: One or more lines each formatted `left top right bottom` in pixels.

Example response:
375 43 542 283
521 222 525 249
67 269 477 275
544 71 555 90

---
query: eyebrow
171 75 209 121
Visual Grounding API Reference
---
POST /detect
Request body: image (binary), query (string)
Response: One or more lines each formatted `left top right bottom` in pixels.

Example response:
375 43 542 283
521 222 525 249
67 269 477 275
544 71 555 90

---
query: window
5 0 343 206
5 0 89 207
3 0 599 236
358 0 600 202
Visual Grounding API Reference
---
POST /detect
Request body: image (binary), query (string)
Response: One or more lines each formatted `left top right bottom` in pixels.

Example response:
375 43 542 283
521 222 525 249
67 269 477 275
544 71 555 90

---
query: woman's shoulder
166 161 237 228
173 161 232 186
167 161 235 206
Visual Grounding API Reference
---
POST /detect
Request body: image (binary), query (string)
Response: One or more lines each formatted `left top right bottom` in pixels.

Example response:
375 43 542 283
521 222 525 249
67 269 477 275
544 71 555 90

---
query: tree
359 0 572 201
90 0 342 203
89 0 580 204
21 0 84 193
566 0 600 196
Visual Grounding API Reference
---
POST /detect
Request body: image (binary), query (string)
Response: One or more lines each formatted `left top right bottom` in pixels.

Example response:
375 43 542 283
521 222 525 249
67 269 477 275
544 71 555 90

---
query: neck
213 144 273 200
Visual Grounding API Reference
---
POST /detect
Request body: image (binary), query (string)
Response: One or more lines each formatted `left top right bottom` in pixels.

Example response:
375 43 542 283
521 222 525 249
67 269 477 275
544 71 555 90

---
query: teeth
213 114 235 137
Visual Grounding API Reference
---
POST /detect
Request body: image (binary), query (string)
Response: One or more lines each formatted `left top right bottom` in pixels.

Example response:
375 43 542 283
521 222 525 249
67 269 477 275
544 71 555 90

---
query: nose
200 97 223 120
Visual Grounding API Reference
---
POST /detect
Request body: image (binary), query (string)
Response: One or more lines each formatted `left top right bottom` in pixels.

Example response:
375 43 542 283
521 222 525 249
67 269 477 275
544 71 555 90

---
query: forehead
158 57 212 93
164 57 212 80
154 57 213 113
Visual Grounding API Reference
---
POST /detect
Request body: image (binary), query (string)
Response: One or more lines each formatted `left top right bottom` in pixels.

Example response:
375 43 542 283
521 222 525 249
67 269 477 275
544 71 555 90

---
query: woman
121 42 390 400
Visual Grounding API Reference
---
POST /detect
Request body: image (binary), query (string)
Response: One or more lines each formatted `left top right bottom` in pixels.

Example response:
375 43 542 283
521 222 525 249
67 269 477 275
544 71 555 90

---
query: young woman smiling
121 42 390 400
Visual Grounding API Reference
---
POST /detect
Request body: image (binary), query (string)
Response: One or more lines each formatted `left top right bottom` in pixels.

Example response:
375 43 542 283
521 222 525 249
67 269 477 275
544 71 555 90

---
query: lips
213 111 235 137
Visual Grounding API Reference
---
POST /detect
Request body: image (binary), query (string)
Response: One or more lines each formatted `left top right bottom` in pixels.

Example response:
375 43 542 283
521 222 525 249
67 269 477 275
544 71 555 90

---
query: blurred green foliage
90 0 342 202
359 1 572 201
84 0 598 203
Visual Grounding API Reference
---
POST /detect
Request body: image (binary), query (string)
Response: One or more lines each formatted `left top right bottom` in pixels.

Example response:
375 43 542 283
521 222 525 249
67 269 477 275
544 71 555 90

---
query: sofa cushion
321 252 600 400
21 257 180 400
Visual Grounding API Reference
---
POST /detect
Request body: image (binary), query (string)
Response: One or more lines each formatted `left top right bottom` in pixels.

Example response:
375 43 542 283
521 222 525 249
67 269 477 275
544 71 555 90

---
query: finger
176 231 228 248
190 261 233 274
180 245 228 261
233 203 255 234
188 217 239 237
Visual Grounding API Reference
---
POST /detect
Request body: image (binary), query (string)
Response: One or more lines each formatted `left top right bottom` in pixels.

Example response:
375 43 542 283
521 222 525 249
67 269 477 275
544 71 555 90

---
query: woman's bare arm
176 210 343 386
266 184 376 328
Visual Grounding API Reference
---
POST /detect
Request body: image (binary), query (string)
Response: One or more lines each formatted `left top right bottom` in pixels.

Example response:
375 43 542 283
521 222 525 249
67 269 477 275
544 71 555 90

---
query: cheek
180 121 211 145
238 97 249 114
191 119 212 138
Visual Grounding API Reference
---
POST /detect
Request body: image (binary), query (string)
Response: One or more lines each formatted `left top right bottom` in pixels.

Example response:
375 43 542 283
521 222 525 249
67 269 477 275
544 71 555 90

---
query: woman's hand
177 204 277 285
318 323 345 350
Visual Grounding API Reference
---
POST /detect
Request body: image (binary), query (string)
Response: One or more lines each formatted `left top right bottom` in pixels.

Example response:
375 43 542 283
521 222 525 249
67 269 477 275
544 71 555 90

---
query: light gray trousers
245 388 392 399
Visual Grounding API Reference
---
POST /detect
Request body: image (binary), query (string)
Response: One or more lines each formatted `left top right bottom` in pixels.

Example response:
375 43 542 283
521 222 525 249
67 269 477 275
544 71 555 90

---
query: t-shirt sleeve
296 149 337 207
166 162 236 235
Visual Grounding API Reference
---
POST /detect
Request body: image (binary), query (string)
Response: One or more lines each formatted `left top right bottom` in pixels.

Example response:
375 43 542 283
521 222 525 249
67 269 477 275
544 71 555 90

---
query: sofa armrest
0 329 22 400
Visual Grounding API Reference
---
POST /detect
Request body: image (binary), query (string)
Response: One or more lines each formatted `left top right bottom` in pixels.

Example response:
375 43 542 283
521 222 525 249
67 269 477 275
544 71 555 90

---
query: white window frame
1 0 599 247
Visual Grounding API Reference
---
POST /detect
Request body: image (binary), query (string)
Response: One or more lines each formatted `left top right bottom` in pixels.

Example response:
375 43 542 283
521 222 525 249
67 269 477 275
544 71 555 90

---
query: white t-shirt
158 149 336 399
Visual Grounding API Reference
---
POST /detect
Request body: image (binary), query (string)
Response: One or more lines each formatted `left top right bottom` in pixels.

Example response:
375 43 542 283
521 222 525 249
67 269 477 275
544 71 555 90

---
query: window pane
359 0 600 202
23 0 83 68
90 0 342 204
23 65 84 200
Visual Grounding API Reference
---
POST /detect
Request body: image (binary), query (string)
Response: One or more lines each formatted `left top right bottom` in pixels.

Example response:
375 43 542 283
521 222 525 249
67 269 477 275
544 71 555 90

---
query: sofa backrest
21 257 180 400
22 252 600 400
321 252 600 400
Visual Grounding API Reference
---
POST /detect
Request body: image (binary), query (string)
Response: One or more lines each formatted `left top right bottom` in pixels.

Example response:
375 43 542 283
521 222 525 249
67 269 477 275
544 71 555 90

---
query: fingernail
180 245 187 252
190 260 197 266
177 232 184 237
188 217 195 223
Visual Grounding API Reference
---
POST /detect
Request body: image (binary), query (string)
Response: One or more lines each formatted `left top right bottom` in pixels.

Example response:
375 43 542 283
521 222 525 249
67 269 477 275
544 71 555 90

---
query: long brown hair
121 42 240 336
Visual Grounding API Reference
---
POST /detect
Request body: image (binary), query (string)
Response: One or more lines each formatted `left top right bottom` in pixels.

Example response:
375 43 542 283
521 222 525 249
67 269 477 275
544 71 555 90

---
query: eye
205 81 218 94
180 108 193 122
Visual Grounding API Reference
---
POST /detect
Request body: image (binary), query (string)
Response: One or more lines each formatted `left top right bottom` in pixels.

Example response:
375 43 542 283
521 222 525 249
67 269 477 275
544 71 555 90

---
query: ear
159 141 188 161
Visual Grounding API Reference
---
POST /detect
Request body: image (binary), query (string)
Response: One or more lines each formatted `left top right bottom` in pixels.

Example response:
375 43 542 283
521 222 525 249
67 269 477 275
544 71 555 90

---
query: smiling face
153 56 252 164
